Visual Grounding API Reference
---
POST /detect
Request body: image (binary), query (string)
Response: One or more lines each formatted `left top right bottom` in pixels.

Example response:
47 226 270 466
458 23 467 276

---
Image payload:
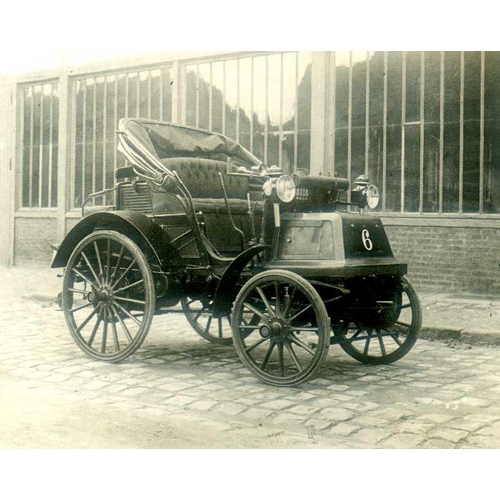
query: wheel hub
259 317 289 342
88 286 113 304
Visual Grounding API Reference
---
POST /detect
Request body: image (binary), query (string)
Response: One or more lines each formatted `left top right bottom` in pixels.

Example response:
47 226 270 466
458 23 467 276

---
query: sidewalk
2 265 500 346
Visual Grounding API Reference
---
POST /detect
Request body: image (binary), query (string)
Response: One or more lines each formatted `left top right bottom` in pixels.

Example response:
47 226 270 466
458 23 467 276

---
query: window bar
419 52 425 214
82 80 87 205
330 52 336 176
439 51 445 213
147 70 152 120
264 56 269 165
279 53 283 170
103 77 108 194
29 86 34 207
39 85 44 208
365 51 370 177
250 57 254 154
347 52 353 203
113 76 118 171
222 61 226 135
209 63 213 131
48 84 54 207
92 78 97 195
136 73 140 117
382 52 388 211
479 51 485 214
293 52 298 172
400 52 407 213
69 80 78 208
236 58 240 143
459 52 464 214
19 88 25 207
159 68 164 121
125 74 129 118
195 65 200 127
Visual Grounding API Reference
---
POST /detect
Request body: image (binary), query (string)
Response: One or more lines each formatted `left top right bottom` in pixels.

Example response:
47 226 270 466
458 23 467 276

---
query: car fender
212 244 267 317
51 211 181 269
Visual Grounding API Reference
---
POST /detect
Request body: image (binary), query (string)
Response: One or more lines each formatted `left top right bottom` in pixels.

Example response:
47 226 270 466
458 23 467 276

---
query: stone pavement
1 265 500 449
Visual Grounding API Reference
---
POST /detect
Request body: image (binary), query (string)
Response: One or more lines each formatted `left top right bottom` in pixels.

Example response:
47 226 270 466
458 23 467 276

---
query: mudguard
51 211 182 269
212 244 267 317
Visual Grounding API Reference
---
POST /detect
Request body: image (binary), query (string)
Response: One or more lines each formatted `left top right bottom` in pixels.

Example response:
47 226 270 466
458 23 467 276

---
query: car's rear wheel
62 230 155 362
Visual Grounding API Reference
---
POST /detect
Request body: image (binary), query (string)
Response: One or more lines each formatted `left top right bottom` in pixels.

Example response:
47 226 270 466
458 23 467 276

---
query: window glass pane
296 52 311 172
462 51 481 213
185 65 197 127
238 58 252 150
198 64 211 130
31 85 41 208
224 60 237 139
252 56 266 162
442 51 461 213
267 54 281 167
484 51 500 214
22 87 32 207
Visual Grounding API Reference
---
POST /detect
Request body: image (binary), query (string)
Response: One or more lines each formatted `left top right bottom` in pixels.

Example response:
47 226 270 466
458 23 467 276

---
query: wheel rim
63 231 155 362
336 277 421 364
232 271 330 386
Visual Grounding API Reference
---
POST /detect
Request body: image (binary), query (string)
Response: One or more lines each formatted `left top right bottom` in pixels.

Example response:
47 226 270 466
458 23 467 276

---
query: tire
62 230 155 362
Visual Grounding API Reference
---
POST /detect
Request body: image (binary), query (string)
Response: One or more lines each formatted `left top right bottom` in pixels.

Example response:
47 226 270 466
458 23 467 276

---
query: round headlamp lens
366 184 380 209
262 179 274 197
276 175 296 203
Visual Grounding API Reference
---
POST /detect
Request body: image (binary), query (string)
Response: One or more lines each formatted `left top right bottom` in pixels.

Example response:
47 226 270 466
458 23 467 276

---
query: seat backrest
160 158 248 199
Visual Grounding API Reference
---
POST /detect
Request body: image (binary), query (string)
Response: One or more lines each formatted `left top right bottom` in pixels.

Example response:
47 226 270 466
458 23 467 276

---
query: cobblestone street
1 266 500 448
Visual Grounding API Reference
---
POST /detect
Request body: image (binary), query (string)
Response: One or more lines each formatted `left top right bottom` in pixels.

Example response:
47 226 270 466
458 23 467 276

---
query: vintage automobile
52 118 421 387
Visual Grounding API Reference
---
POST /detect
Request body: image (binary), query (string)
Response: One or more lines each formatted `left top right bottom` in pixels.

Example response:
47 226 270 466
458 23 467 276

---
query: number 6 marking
362 229 373 251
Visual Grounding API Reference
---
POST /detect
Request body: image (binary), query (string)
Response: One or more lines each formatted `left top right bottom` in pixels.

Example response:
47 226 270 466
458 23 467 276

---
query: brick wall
14 218 57 265
385 224 500 295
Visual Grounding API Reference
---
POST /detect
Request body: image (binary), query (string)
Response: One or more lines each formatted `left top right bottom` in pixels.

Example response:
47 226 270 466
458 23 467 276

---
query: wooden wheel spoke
75 306 99 333
72 268 97 288
110 245 125 284
255 286 275 316
396 320 411 328
400 303 411 309
109 307 120 352
363 331 372 355
111 258 137 290
205 315 213 334
113 300 142 327
110 304 133 343
68 288 87 295
114 279 144 294
243 302 268 321
284 340 303 371
218 317 223 338
101 307 109 354
88 309 103 347
105 239 112 283
289 334 315 356
377 329 387 356
81 250 101 287
113 296 146 306
288 304 312 322
93 241 104 279
245 337 267 353
260 340 276 371
277 342 285 376
70 302 93 314
390 333 403 346
291 327 319 333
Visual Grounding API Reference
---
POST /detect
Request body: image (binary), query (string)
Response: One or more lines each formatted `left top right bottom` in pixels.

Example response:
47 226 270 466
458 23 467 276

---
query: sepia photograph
0 2 499 497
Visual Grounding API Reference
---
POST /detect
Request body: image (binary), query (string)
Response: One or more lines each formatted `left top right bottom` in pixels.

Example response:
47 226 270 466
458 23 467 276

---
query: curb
420 326 500 346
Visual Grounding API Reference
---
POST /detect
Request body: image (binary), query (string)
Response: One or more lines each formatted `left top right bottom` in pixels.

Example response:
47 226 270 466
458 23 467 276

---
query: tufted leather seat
159 157 264 213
